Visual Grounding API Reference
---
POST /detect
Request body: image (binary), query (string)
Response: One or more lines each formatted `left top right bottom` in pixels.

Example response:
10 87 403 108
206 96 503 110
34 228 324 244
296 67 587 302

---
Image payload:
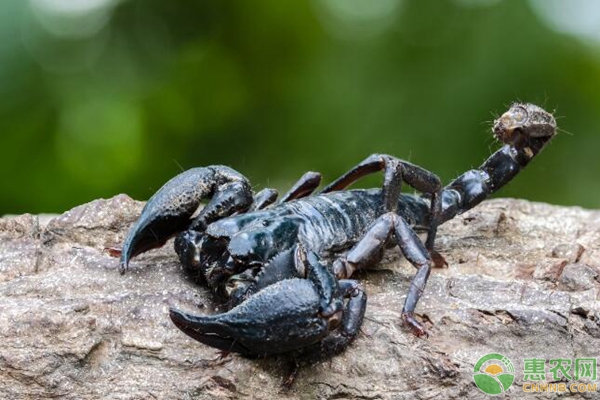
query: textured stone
1 196 600 399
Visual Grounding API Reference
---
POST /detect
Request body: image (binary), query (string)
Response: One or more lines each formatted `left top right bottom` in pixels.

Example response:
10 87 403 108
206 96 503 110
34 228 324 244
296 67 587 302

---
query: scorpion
119 103 556 360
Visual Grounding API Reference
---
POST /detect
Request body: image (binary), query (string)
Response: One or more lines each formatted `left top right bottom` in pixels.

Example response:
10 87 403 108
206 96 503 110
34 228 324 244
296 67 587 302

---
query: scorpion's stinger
438 103 557 223
120 166 253 273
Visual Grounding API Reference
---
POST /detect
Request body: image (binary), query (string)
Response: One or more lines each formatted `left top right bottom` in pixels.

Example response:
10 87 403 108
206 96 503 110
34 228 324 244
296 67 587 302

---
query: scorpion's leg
437 103 557 224
283 279 366 387
333 212 432 337
247 171 321 211
249 188 279 211
316 279 366 358
120 166 253 273
279 171 322 203
322 153 443 252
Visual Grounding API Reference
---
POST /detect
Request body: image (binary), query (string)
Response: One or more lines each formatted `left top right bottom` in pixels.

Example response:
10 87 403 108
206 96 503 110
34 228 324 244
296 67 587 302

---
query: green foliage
1 0 598 213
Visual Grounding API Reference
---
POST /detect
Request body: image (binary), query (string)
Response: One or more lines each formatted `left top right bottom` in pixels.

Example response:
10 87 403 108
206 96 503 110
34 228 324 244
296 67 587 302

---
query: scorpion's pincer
119 166 253 274
169 278 330 356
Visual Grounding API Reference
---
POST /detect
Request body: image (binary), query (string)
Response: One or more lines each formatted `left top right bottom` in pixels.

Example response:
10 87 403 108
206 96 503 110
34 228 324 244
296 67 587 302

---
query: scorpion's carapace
118 102 557 361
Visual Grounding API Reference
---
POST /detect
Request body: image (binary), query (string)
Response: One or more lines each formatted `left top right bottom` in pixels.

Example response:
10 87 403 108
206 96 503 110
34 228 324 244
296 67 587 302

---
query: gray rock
1 196 600 399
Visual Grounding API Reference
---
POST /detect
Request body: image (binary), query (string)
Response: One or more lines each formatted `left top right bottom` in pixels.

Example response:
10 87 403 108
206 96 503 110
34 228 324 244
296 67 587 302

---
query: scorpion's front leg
279 171 322 203
169 246 366 357
333 212 433 337
120 166 253 273
248 188 279 211
247 171 322 211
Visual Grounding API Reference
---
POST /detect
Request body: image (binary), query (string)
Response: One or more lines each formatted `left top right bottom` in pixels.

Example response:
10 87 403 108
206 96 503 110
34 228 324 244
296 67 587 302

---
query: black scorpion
118 103 557 359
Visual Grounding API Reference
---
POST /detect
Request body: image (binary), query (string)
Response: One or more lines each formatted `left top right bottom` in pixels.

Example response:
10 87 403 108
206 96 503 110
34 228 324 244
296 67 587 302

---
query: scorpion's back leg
333 212 433 337
321 153 443 250
120 166 253 273
279 171 322 203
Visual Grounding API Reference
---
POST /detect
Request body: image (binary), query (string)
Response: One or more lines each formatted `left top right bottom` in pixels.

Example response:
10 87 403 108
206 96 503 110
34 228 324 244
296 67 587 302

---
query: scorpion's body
209 189 429 257
192 189 430 307
118 103 557 362
278 190 429 253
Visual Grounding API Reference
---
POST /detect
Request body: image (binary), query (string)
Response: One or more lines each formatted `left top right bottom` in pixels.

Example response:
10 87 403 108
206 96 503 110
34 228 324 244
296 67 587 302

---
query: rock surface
1 195 600 399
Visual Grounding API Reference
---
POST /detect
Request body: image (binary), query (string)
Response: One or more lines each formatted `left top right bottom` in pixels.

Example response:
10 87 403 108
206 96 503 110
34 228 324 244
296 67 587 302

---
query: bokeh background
2 0 599 215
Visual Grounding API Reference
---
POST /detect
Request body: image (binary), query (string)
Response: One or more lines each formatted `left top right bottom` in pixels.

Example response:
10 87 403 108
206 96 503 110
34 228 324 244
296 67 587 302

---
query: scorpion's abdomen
284 189 430 253
287 190 384 252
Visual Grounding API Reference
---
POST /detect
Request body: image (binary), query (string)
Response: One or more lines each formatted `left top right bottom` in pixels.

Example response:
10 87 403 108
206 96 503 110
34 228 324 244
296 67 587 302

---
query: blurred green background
2 0 599 215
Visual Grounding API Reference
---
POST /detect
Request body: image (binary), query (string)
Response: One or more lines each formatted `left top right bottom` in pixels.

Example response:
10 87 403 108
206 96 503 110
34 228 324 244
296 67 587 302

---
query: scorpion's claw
170 278 330 356
120 166 252 273
171 252 367 358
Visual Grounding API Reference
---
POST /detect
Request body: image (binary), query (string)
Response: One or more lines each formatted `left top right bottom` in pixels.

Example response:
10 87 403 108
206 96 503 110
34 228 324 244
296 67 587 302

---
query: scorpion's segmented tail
439 103 557 223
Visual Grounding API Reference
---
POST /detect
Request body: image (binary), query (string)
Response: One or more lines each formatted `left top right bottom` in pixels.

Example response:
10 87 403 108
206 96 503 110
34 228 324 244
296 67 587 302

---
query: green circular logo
473 353 515 395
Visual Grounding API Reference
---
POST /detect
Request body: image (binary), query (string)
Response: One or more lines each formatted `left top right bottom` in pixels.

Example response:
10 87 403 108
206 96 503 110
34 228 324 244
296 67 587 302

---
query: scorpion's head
175 211 260 275
227 217 301 266
174 230 230 284
493 103 557 150
186 217 302 289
